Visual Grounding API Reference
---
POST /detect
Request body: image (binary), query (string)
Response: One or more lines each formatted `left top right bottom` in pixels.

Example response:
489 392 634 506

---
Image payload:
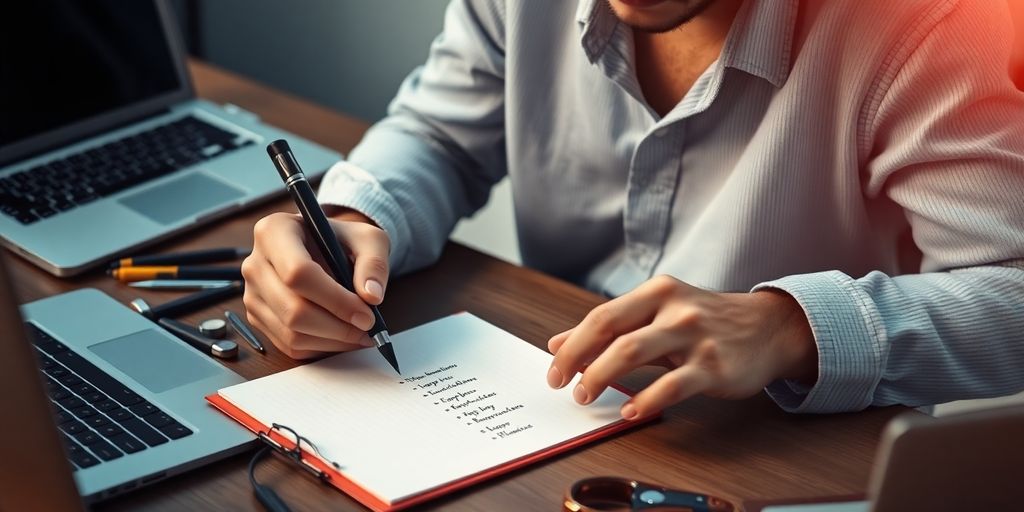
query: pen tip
378 342 400 374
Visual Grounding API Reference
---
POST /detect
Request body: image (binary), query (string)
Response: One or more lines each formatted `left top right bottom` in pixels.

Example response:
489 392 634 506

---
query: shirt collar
722 0 799 87
576 0 619 62
577 0 799 88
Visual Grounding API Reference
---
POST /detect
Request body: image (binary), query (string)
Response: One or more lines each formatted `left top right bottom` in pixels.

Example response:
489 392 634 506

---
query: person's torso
501 0 931 295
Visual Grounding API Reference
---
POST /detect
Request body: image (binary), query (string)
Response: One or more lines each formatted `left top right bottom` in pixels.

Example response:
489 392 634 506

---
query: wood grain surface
5 60 912 511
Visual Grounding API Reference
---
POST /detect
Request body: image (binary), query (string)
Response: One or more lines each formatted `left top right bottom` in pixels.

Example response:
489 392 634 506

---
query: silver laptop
0 253 253 505
0 0 339 276
753 404 1024 512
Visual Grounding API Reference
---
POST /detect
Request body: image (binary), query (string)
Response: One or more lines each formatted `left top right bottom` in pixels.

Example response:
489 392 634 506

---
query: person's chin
607 0 693 32
616 0 672 6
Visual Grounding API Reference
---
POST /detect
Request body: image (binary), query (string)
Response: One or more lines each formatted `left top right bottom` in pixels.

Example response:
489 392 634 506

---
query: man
241 0 1024 418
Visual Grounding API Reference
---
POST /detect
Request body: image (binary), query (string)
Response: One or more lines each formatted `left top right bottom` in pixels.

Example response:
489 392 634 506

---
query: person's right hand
241 209 390 359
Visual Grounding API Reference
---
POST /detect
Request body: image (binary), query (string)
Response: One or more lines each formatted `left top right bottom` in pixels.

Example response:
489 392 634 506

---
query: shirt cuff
751 271 888 413
316 160 412 272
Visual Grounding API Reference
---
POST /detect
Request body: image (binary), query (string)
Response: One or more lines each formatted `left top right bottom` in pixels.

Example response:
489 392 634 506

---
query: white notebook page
217 313 630 504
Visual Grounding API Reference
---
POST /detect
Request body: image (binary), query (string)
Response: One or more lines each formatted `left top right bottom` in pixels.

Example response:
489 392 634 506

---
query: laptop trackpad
119 172 245 225
89 330 220 393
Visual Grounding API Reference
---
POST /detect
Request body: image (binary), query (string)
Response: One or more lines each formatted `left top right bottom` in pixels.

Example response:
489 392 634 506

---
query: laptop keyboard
0 115 254 225
27 323 193 470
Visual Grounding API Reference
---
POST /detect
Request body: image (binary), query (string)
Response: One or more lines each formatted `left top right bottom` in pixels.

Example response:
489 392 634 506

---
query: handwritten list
217 313 630 504
401 362 534 441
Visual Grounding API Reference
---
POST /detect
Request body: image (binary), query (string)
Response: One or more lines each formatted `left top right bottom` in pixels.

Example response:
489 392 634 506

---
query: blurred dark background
172 0 449 122
169 0 520 262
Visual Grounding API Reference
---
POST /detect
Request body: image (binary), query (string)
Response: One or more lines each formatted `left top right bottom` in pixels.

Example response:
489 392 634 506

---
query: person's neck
632 0 744 117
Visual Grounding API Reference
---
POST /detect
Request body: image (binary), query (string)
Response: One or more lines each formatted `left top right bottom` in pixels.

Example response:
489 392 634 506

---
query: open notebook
207 313 645 511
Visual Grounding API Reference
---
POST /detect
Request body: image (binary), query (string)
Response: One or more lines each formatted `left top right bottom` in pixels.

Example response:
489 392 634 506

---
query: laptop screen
0 0 184 150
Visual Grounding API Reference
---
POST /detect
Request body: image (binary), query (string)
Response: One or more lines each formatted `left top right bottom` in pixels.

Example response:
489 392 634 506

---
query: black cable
249 446 293 512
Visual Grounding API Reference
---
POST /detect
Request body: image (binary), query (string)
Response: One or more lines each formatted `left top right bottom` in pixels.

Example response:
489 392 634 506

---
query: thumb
342 223 391 306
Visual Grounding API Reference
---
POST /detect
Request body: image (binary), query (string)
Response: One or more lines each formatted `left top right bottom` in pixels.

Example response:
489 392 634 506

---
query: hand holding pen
239 146 397 366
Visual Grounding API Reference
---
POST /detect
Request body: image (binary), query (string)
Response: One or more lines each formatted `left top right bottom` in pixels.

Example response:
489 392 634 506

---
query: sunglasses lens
572 478 634 510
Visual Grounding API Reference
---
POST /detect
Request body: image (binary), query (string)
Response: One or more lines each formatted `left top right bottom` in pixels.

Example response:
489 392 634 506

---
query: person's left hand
546 275 817 420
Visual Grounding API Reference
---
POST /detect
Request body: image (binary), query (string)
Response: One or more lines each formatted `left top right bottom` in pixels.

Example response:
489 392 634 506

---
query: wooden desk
8 61 910 511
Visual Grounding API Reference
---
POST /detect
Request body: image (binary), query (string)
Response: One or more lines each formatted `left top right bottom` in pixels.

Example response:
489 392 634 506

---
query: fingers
245 212 387 360
548 286 667 389
572 325 687 405
244 290 370 360
251 257 372 343
621 365 709 420
254 214 373 323
547 328 574 354
338 222 391 306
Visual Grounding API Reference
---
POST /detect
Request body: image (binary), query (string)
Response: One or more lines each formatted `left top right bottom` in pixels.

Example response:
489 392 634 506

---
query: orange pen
108 265 242 282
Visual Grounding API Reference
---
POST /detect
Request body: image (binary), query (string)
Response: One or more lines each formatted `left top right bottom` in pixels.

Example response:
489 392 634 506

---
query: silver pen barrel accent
372 331 392 348
372 331 400 374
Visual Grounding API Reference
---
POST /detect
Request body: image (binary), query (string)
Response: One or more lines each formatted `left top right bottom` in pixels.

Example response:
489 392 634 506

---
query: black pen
109 247 251 269
267 139 400 374
129 283 244 320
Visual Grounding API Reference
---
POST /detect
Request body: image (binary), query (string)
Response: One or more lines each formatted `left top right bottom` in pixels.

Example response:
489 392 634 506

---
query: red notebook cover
207 383 652 512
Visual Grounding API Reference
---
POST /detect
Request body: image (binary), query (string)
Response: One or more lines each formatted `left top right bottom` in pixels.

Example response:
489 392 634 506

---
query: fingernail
364 279 384 301
359 336 375 347
547 366 563 388
548 337 563 354
351 312 373 331
573 383 589 404
621 403 638 420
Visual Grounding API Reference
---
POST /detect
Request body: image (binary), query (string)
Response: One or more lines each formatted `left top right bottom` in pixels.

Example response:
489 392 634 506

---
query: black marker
109 247 251 269
129 283 244 320
267 139 400 374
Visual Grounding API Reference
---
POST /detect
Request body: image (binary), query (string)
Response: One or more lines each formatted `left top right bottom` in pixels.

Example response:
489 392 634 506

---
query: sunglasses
564 477 737 512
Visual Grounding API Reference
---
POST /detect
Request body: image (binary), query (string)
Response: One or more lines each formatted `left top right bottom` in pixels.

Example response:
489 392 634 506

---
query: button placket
623 126 683 279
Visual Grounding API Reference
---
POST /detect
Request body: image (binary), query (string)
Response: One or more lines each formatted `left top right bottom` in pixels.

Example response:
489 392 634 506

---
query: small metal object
130 298 152 316
210 339 239 359
199 318 228 339
225 310 266 354
158 318 238 359
129 279 235 290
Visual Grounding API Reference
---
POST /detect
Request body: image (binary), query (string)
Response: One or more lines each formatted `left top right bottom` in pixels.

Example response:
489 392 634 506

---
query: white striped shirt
319 0 1024 413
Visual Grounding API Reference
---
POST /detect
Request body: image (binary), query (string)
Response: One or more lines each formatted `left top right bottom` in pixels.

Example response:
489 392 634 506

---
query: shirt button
654 128 668 137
